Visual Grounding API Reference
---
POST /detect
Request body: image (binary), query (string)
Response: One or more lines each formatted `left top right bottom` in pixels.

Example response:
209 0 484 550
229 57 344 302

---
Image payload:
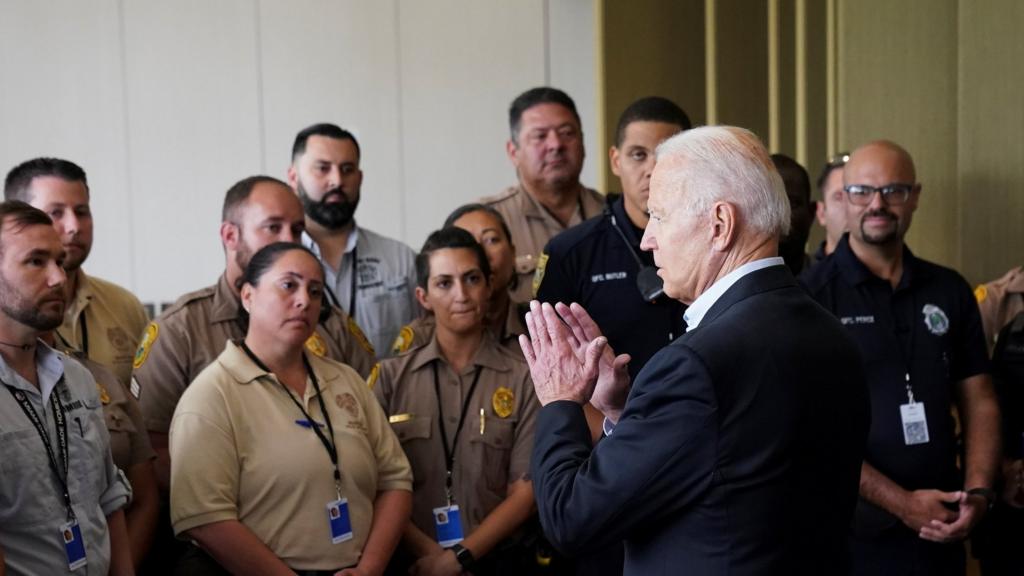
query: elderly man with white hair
520 126 871 575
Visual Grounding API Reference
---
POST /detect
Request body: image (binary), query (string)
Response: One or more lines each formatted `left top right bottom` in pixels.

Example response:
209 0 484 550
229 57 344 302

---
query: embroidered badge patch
305 332 327 357
922 304 950 336
133 323 159 369
391 326 415 355
532 253 549 298
492 386 514 418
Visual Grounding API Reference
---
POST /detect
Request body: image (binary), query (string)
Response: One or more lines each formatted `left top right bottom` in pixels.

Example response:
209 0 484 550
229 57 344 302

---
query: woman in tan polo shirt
169 243 412 576
373 228 539 576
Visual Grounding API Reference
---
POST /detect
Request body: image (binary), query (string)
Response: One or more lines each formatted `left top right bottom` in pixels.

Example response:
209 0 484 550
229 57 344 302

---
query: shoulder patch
133 322 159 369
348 316 376 356
305 332 327 357
391 325 415 355
532 252 549 297
974 284 987 303
366 363 381 390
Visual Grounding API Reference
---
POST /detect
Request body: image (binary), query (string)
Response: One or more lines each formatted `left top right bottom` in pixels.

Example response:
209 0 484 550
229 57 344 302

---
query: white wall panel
121 0 263 304
397 0 549 248
0 0 134 290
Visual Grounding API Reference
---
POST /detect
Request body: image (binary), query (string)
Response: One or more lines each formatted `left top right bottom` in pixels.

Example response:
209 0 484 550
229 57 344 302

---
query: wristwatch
966 487 996 511
450 543 476 570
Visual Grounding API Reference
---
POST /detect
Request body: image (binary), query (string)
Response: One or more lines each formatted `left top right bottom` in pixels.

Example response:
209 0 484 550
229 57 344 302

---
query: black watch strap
966 487 996 510
450 543 476 569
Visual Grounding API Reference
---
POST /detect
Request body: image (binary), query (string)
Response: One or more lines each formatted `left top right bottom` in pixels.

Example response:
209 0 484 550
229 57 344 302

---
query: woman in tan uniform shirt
374 228 539 576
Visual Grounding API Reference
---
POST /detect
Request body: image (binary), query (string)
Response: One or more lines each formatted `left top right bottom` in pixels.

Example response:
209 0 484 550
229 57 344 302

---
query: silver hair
655 126 791 238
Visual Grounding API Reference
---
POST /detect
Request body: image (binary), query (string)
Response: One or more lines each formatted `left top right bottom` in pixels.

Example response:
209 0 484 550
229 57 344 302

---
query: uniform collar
65 268 94 320
834 234 927 290
0 340 66 403
683 257 786 331
516 183 602 225
211 274 243 324
302 222 361 259
609 196 644 248
410 331 512 373
218 340 339 392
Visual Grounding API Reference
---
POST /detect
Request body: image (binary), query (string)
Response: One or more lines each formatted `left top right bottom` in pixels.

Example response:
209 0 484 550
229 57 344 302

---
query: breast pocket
104 405 138 470
67 397 110 507
469 418 515 492
0 425 70 526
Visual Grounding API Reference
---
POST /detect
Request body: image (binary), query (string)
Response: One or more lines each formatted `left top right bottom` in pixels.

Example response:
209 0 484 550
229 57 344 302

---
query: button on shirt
304 224 419 357
800 236 990 492
537 197 687 381
480 184 605 303
0 344 132 576
372 334 538 538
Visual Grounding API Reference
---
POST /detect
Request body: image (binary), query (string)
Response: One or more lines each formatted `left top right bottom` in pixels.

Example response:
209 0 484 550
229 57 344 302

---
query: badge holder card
327 498 354 544
61 519 87 570
433 504 464 548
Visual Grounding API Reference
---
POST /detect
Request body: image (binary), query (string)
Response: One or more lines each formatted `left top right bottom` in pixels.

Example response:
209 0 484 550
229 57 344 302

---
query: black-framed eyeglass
843 183 914 206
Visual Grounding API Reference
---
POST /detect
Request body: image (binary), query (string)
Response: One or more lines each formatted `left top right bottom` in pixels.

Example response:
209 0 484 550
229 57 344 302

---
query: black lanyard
347 246 358 318
240 342 343 495
54 314 88 357
431 362 483 505
5 381 74 520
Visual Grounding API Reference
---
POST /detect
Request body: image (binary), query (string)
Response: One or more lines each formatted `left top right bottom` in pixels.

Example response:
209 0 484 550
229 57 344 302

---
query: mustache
862 209 896 221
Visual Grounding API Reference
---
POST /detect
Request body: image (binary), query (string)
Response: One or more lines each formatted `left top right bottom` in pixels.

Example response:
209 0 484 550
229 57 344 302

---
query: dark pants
973 504 1024 576
849 529 966 576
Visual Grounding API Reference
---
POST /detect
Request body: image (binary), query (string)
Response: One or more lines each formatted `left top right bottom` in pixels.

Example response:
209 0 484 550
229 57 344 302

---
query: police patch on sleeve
366 363 380 390
974 284 987 303
305 332 327 357
391 326 415 355
922 304 950 336
492 386 515 418
133 323 159 369
348 316 376 356
532 253 549 298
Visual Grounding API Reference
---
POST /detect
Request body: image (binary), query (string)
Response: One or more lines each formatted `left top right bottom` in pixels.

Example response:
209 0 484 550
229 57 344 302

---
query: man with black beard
0 201 133 575
800 141 999 576
288 123 419 356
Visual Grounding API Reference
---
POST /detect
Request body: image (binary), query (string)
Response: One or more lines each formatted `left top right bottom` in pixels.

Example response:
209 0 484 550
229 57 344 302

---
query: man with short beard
288 123 419 356
4 158 148 388
800 141 1000 576
0 201 133 575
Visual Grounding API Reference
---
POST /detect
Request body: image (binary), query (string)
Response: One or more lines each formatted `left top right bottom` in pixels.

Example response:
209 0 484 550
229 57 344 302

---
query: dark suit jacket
532 265 870 575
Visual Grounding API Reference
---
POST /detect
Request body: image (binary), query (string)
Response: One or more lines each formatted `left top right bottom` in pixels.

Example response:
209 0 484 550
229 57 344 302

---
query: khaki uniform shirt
479 184 605 303
371 334 538 539
135 274 375 434
976 265 1024 352
58 270 148 387
390 300 527 356
170 342 411 571
78 354 155 472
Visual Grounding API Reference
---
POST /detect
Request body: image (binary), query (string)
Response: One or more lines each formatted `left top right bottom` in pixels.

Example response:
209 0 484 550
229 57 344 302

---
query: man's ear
710 201 738 251
609 146 622 177
286 164 299 189
415 286 433 312
506 139 520 165
220 221 239 251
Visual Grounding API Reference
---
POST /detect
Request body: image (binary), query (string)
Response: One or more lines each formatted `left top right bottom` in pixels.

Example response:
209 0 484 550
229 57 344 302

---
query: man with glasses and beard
288 123 419 356
800 141 1000 576
0 201 133 575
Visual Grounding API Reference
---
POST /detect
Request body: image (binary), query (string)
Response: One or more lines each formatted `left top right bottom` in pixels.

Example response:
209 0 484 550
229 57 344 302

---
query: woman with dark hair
374 228 538 575
390 204 525 355
169 242 412 576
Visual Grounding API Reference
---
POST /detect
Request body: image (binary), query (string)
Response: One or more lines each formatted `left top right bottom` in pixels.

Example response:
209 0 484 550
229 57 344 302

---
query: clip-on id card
900 402 930 446
326 498 354 544
61 519 87 570
433 504 464 547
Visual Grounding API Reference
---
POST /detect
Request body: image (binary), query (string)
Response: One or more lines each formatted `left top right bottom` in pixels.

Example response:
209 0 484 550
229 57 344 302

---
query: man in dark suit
519 126 871 575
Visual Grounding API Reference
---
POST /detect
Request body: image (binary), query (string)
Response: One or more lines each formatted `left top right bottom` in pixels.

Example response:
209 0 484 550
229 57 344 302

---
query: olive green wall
598 0 1022 285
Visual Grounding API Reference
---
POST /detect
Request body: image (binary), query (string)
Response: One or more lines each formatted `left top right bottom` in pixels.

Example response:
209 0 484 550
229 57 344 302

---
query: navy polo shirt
800 235 990 491
536 196 687 382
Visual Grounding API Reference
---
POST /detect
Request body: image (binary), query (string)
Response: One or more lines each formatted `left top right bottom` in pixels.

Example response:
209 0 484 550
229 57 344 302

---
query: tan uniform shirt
170 342 411 571
372 334 538 539
480 184 605 303
58 269 148 387
135 274 376 434
390 300 527 356
976 265 1024 352
78 355 155 472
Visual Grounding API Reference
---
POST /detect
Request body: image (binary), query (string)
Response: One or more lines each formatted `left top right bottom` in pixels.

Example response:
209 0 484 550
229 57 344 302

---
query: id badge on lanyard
899 372 930 446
